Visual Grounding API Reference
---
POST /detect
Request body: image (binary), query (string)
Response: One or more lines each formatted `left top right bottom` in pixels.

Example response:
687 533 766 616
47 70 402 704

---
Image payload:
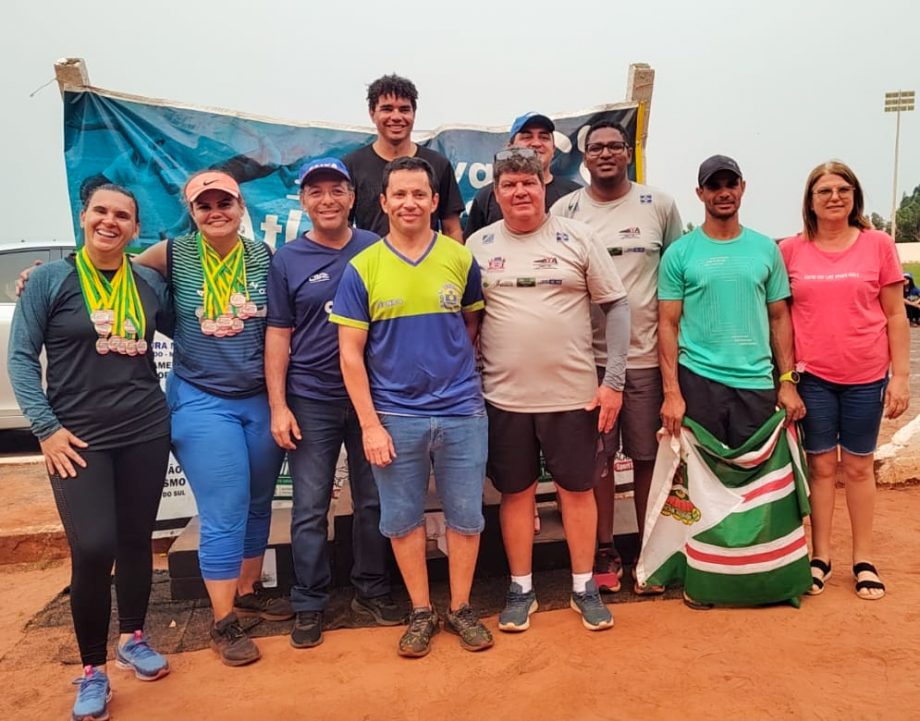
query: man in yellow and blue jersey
331 156 492 658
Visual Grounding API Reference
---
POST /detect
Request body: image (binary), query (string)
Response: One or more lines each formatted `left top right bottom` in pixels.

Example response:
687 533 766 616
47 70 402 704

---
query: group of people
7 73 912 721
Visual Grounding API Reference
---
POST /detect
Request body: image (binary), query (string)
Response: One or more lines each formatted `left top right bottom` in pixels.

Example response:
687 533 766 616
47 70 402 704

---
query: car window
0 249 52 302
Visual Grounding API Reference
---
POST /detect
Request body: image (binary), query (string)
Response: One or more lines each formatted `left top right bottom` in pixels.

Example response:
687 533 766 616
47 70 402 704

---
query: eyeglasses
812 186 854 200
585 141 630 157
495 147 538 162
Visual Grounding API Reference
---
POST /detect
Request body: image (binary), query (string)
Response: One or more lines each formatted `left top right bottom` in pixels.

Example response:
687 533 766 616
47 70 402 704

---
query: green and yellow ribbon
75 248 145 339
197 233 248 319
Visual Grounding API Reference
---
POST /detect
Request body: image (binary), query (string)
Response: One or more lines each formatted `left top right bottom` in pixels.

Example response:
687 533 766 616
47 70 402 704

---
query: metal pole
892 106 901 241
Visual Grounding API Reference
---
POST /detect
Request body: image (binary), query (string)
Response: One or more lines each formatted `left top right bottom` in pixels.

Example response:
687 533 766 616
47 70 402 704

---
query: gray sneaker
570 579 614 631
234 582 294 621
210 613 261 666
445 604 494 652
351 593 407 626
498 583 538 632
398 607 440 658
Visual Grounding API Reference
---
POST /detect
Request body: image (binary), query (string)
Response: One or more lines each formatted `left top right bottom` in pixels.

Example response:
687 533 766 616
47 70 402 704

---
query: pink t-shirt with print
779 229 902 385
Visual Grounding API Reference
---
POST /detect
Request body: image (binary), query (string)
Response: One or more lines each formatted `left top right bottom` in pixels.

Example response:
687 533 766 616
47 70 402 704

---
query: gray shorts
596 366 663 467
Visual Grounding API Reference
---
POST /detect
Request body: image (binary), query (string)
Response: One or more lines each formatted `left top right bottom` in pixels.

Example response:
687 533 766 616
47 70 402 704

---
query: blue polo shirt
266 229 379 401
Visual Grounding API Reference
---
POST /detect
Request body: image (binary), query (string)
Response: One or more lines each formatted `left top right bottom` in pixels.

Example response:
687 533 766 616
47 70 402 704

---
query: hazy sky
3 0 918 243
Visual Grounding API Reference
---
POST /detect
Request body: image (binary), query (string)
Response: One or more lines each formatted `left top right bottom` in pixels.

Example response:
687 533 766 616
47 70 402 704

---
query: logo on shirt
538 278 563 286
487 256 506 271
640 194 652 204
532 256 558 270
556 232 570 243
608 247 623 257
482 233 495 245
438 283 462 311
618 227 641 239
308 272 331 283
496 279 515 287
373 298 404 311
516 277 536 288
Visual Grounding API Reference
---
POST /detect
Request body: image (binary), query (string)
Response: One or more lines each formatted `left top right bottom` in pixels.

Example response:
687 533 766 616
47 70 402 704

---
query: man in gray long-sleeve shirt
466 148 629 634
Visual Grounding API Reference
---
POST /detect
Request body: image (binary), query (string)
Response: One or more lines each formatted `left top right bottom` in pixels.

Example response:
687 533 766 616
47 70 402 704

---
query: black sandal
808 558 832 596
853 562 886 600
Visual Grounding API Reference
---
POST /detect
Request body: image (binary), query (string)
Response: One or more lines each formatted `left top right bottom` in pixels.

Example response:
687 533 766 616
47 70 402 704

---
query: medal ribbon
197 233 247 319
75 248 146 339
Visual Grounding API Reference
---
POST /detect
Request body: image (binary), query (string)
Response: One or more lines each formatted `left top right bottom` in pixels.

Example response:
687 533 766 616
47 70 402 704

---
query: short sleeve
765 241 791 303
461 259 485 311
329 263 370 330
266 251 293 328
436 156 465 218
584 230 627 303
662 199 684 250
877 232 904 286
658 238 686 300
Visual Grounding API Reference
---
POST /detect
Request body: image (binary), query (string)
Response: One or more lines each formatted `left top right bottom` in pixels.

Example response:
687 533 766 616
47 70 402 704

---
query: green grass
903 262 920 278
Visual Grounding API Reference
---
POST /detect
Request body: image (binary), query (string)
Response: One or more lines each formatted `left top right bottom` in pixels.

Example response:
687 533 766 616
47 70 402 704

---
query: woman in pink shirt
780 160 910 601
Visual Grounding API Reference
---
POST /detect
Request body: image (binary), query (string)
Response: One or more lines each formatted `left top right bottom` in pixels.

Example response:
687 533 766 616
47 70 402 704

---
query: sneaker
290 611 323 649
351 593 407 626
210 612 261 666
234 582 294 621
593 547 623 593
397 607 440 658
570 579 615 631
498 583 538 632
445 604 494 652
71 666 112 721
115 630 170 681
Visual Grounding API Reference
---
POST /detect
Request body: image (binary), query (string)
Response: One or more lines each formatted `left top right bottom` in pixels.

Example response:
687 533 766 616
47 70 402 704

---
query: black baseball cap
698 155 743 187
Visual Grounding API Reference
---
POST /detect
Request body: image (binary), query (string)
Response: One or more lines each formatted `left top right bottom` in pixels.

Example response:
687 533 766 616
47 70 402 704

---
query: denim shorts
371 414 488 538
798 373 887 456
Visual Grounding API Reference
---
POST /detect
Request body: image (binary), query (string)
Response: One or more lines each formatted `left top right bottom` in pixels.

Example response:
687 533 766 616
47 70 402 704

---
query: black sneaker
445 604 494 652
210 613 261 666
351 593 407 626
290 611 323 649
397 607 440 658
234 582 294 621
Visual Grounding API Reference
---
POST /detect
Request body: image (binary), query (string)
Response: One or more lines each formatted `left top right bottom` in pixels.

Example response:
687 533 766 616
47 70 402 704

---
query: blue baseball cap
509 112 555 140
297 157 351 187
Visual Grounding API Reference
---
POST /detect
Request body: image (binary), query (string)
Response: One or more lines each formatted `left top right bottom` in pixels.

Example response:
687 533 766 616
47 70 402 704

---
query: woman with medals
133 171 289 667
9 185 172 721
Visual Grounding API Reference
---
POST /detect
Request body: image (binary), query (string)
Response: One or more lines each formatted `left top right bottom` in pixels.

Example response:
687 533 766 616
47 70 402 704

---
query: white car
0 240 75 430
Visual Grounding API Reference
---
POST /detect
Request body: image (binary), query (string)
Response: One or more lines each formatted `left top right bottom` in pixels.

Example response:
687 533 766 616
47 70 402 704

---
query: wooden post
626 63 655 183
54 57 90 95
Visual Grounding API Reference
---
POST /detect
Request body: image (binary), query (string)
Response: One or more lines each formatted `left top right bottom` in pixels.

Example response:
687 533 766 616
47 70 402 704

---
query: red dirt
2 485 920 721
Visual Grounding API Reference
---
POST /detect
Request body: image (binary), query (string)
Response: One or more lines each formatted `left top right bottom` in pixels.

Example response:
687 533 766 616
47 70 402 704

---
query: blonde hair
802 160 871 240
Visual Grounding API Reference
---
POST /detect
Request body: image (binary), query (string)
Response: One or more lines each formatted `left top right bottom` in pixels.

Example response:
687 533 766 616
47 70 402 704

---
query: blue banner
63 89 638 248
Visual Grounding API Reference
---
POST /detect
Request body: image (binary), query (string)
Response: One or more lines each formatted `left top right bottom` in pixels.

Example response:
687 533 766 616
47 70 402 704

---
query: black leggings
50 435 171 667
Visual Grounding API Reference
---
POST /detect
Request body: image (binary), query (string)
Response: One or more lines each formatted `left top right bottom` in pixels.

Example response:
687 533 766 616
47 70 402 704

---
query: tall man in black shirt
344 75 465 240
463 112 581 240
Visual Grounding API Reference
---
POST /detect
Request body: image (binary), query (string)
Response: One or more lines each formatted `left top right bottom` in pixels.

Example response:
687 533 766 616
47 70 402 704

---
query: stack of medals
197 233 255 338
75 248 148 357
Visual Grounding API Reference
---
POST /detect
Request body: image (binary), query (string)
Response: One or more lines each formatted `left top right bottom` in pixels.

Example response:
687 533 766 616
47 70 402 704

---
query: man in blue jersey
265 158 405 650
331 156 492 658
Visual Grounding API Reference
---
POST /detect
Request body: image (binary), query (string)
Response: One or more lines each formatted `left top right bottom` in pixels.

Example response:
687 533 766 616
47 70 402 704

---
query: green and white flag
636 410 812 606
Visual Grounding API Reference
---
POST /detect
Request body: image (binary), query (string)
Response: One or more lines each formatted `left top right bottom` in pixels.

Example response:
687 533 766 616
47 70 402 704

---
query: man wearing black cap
463 112 581 240
657 155 804 452
265 158 404 650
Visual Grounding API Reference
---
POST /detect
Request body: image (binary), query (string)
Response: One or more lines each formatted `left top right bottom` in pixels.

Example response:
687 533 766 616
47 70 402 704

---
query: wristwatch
779 370 801 384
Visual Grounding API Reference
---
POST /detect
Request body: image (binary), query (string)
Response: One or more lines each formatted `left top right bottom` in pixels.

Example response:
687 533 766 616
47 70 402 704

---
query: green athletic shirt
658 226 789 389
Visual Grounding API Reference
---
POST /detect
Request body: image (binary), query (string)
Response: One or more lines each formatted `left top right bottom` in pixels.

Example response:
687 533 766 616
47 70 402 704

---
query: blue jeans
372 414 488 539
287 396 390 612
799 373 887 456
167 374 284 580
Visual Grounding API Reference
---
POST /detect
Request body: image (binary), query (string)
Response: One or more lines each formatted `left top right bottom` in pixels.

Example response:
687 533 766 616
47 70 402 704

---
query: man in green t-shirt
658 155 805 449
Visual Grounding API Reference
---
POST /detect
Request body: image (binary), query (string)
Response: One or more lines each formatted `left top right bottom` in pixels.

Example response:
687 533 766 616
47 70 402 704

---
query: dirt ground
2 483 919 721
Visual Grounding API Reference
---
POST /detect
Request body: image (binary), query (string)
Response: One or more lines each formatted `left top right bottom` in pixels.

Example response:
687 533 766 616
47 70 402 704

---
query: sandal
808 558 832 596
853 562 886 600
682 591 713 611
631 567 665 596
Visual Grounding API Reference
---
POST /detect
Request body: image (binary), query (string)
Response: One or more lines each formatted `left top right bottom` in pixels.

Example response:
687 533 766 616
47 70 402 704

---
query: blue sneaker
72 666 112 721
570 579 614 631
115 631 170 681
498 582 538 632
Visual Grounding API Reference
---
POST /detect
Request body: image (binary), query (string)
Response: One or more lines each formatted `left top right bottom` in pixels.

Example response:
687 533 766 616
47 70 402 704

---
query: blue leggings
167 374 284 580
